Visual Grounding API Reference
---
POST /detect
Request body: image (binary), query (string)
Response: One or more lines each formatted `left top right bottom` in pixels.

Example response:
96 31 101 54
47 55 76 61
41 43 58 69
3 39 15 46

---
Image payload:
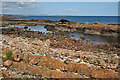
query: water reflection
69 32 120 44
9 25 53 33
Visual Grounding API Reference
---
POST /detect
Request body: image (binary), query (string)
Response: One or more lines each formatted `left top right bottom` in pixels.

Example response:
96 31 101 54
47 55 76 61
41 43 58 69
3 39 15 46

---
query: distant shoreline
2 15 119 24
2 14 119 16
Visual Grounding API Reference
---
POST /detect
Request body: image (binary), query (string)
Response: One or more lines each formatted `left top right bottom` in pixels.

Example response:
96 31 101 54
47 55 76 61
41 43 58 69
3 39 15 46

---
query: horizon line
2 14 119 16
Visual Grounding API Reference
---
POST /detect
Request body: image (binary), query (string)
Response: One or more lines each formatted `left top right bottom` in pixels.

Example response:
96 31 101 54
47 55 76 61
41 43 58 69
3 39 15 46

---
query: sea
16 16 119 24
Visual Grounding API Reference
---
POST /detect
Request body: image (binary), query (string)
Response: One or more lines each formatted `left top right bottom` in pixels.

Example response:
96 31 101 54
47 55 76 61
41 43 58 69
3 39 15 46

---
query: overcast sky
1 0 119 16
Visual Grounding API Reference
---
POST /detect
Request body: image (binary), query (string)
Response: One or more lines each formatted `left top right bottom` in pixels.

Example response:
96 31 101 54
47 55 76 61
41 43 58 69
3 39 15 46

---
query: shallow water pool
8 25 120 44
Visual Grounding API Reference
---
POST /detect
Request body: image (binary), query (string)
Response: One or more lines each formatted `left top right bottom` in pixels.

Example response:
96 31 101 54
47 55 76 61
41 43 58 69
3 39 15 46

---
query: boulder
59 19 70 24
115 44 120 48
24 26 28 29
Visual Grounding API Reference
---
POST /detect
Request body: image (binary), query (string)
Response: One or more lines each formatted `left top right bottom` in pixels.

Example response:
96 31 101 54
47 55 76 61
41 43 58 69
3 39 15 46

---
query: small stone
72 58 82 63
3 60 13 67
56 69 61 72
0 77 3 80
1 67 7 70
29 56 40 65
74 38 79 41
80 36 85 40
13 51 24 62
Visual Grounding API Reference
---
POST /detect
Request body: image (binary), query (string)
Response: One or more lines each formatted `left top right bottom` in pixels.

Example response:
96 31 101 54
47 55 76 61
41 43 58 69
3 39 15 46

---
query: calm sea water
18 16 118 24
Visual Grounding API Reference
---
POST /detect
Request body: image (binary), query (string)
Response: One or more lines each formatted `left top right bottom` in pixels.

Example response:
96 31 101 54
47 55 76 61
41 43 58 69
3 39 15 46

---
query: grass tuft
2 50 14 62
3 74 6 78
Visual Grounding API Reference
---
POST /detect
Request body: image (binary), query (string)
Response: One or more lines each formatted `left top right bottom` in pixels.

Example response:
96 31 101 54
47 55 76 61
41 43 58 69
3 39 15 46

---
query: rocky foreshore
2 17 120 37
0 27 120 79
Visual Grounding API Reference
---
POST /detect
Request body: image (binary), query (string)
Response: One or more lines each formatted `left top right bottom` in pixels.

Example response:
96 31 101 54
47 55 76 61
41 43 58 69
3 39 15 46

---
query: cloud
64 8 73 11
2 2 34 9
2 8 11 10
2 0 37 2
18 7 22 9
16 2 25 5
2 2 36 14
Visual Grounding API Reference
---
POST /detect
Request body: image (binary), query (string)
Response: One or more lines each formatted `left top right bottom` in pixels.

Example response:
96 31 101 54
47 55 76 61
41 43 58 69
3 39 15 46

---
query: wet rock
115 44 120 48
59 19 70 24
80 36 85 40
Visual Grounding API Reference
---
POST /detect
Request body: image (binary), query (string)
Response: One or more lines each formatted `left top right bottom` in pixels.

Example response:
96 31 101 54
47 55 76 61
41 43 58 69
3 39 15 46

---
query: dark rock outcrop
59 19 70 24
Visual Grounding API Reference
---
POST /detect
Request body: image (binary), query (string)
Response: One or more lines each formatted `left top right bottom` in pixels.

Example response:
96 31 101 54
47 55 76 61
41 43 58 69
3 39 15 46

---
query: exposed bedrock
45 24 120 37
2 18 120 37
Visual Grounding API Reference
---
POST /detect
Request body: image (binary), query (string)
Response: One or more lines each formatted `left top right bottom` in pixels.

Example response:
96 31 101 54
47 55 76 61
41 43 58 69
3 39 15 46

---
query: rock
115 44 120 48
22 54 29 63
1 67 7 70
12 51 24 62
84 22 89 24
12 62 26 74
71 58 82 63
87 39 90 42
91 69 119 78
80 36 85 40
1 50 7 58
29 55 40 65
3 60 13 67
0 77 3 80
56 69 61 72
77 64 92 76
59 19 70 24
24 26 28 29
74 38 79 41
95 22 99 24
26 64 42 76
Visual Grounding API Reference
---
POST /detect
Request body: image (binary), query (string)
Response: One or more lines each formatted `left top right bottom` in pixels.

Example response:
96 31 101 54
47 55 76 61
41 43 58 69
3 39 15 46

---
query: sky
1 0 120 2
1 1 119 16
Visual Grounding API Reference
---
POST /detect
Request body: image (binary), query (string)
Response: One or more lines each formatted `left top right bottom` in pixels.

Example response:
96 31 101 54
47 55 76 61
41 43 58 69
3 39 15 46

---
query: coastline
2 17 120 37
